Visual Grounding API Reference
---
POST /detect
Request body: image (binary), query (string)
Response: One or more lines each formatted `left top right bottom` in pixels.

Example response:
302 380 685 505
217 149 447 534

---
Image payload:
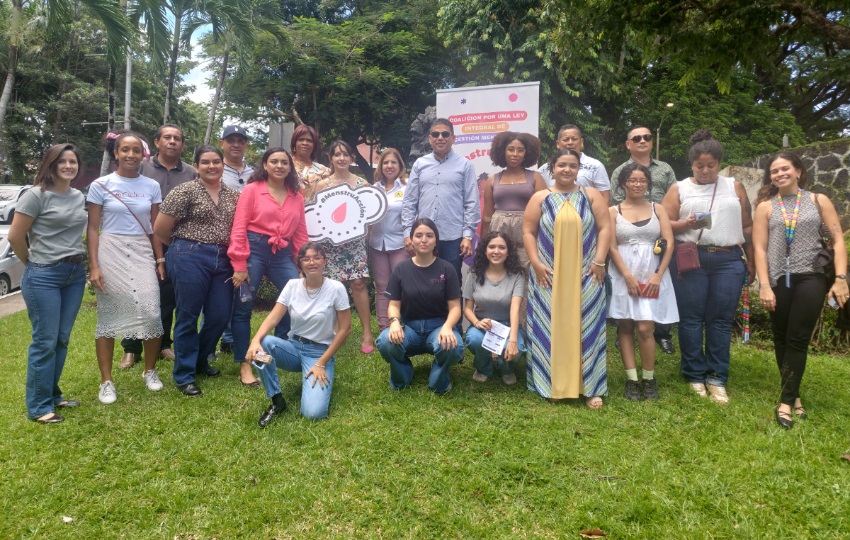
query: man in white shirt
539 124 610 205
220 125 254 192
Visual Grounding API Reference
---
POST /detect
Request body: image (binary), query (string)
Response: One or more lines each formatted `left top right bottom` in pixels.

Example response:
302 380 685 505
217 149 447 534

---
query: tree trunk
204 38 231 145
101 64 118 176
163 12 182 124
0 43 18 180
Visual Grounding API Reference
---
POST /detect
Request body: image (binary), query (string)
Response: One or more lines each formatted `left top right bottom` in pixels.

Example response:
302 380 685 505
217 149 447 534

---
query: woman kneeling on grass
376 218 465 394
607 163 678 401
464 231 526 385
246 242 351 425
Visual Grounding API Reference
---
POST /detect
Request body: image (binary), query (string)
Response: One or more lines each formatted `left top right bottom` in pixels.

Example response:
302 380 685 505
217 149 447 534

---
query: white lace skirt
94 233 163 340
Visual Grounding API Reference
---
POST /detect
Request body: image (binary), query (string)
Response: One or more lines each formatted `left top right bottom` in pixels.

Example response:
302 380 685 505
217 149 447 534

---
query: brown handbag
675 180 718 278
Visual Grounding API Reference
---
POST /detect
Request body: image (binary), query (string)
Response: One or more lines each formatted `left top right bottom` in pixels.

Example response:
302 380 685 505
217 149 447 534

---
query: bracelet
389 317 402 325
156 258 166 263
591 261 605 268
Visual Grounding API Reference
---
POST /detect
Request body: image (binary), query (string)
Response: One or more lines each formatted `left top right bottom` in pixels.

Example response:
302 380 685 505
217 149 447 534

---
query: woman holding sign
661 130 753 404
229 147 307 388
463 231 526 385
753 152 848 428
305 140 375 354
607 163 677 401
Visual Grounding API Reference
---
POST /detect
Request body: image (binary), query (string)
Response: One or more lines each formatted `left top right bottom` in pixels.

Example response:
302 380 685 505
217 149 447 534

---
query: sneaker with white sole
472 370 489 383
98 381 117 404
143 369 164 391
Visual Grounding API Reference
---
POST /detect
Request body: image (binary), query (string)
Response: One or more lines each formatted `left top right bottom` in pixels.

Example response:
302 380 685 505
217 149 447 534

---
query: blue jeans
376 318 464 393
167 239 234 386
258 335 334 420
670 246 746 387
232 232 299 364
438 238 463 285
22 260 86 418
465 324 526 377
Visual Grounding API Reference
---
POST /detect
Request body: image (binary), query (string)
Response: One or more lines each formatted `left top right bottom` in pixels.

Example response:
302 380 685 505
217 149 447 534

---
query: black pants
770 273 828 406
654 323 672 341
122 271 175 354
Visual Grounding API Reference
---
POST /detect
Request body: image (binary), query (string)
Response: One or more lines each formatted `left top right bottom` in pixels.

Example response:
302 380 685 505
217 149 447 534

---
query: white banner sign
436 82 540 179
305 184 388 245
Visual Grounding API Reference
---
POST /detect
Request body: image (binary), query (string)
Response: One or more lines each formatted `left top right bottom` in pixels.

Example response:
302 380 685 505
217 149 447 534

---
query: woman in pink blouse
229 147 308 387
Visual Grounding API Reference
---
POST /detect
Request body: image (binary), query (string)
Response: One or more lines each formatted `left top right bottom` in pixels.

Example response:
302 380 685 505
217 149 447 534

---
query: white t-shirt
86 173 162 235
540 153 610 192
278 278 350 345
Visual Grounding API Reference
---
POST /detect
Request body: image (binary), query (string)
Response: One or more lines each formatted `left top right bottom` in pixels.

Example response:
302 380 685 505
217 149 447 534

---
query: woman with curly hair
481 131 547 267
463 231 527 385
229 147 308 388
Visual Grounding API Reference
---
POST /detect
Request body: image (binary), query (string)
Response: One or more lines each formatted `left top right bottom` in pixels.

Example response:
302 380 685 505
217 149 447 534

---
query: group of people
10 117 847 431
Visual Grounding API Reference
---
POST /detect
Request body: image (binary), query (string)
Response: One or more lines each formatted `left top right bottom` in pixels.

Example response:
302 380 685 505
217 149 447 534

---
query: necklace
304 277 325 299
776 188 802 288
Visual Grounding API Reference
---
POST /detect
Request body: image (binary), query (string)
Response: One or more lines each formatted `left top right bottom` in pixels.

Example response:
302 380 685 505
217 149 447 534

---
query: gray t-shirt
222 162 254 192
15 186 87 264
462 271 525 322
139 155 196 198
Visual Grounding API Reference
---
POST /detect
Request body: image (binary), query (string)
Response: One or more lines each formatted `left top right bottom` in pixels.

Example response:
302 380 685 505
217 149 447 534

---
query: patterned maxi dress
526 189 607 399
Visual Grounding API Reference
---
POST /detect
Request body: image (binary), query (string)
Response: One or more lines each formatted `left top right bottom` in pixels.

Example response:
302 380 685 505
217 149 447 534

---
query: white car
0 229 24 296
0 184 31 223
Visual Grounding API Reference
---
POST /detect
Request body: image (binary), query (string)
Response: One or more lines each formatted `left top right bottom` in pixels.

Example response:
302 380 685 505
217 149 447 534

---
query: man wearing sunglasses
610 125 679 355
402 118 480 283
609 126 677 206
539 124 611 205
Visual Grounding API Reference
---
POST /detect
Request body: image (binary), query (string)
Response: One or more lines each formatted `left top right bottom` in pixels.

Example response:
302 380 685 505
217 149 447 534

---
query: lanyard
776 188 802 287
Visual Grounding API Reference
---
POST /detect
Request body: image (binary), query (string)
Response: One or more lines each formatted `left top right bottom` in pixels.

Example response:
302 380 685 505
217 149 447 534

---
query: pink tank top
493 170 536 212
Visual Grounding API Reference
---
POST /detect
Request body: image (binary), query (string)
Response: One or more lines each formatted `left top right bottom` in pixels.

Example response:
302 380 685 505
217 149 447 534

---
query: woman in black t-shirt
376 218 464 393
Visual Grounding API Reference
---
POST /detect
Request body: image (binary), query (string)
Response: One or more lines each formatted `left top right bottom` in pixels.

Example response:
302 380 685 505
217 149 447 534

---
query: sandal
239 377 261 388
35 413 64 424
585 396 603 410
794 406 808 420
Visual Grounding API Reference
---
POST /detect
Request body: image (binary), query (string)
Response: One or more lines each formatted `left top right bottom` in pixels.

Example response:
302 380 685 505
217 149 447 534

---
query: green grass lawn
2 293 850 539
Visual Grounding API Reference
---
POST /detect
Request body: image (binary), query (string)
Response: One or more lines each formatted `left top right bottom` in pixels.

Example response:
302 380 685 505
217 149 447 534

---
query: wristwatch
837 274 847 280
389 317 402 326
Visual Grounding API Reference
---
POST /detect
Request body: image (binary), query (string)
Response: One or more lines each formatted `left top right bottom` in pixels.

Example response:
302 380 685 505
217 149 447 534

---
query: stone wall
741 139 850 229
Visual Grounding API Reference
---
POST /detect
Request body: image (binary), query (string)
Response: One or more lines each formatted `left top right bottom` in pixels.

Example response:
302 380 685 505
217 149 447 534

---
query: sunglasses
630 134 652 143
430 131 452 139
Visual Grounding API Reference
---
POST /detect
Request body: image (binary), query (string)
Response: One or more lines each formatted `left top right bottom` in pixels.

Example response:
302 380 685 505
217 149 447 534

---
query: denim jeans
258 335 335 420
438 238 463 286
465 324 526 377
376 317 464 393
232 232 299 365
670 246 746 387
167 239 234 386
21 260 86 418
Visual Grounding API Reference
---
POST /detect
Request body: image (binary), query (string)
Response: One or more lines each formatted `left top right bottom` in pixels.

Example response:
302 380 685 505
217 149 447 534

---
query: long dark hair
756 152 809 204
410 217 440 256
34 144 81 191
247 147 300 192
471 231 524 285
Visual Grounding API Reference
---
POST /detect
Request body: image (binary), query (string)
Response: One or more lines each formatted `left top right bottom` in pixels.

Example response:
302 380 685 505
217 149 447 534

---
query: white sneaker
706 384 729 404
98 381 117 404
143 369 164 391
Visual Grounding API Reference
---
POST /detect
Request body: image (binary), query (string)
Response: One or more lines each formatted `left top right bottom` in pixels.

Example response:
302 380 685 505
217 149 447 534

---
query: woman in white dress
607 163 678 401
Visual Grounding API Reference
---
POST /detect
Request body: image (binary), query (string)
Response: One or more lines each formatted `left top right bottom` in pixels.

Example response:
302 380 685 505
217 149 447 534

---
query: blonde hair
374 148 408 185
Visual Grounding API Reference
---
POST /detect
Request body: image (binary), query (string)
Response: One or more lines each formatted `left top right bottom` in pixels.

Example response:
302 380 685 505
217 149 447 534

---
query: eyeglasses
299 256 325 264
430 131 452 139
629 134 652 143
626 178 648 185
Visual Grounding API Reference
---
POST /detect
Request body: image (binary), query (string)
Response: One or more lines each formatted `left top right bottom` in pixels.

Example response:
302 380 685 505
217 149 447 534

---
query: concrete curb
0 290 26 318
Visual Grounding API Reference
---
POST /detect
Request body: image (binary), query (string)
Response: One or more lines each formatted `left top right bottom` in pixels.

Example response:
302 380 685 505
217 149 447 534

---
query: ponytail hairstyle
33 144 82 191
756 152 808 204
103 129 150 165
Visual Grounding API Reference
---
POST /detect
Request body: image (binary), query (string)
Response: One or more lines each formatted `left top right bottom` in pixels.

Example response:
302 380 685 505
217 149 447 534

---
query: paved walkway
0 291 26 318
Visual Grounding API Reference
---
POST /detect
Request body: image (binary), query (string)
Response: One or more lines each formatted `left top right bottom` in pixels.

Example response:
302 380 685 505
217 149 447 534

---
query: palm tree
162 0 199 124
186 0 285 144
0 0 132 178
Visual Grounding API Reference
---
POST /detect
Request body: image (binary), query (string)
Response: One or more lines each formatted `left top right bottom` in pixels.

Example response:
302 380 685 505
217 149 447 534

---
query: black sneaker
657 338 675 355
623 379 641 401
642 378 659 400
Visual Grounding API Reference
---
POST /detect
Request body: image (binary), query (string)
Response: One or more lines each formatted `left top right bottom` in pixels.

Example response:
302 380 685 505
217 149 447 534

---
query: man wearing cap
609 125 679 355
221 125 254 192
539 124 610 205
120 124 196 369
